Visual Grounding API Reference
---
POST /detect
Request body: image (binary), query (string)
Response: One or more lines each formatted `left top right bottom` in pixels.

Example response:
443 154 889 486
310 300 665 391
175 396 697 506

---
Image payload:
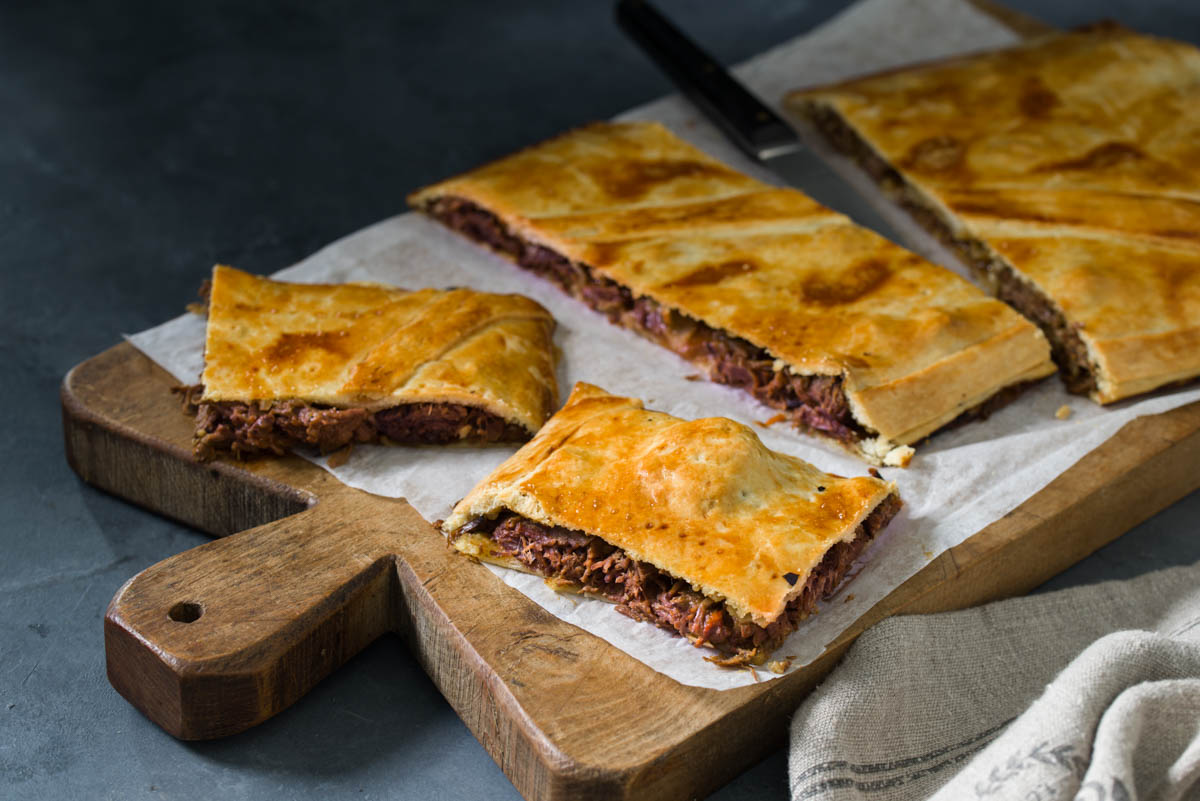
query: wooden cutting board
61 6 1200 800
64 344 1200 801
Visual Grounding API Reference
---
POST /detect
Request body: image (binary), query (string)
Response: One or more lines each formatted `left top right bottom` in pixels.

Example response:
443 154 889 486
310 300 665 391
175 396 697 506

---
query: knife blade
615 0 902 242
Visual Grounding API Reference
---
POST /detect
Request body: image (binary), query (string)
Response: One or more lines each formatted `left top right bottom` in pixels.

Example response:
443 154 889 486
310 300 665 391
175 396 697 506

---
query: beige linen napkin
790 562 1200 801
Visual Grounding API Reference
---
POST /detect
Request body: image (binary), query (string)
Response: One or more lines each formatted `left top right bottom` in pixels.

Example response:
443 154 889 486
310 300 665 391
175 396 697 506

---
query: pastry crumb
767 656 794 674
1055 404 1073 420
883 445 914 468
843 593 855 604
756 413 787 428
684 374 703 381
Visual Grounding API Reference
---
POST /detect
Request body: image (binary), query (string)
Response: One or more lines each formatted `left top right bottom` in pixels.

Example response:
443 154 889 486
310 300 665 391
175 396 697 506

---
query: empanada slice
410 121 1054 466
443 382 901 667
182 265 558 459
786 24 1200 403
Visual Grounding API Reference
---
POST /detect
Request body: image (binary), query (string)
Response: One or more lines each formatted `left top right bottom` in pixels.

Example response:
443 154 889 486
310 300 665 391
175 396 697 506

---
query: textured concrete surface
2 1 1198 799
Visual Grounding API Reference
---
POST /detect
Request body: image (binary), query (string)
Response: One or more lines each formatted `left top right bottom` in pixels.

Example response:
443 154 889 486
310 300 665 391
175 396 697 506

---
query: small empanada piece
184 265 558 459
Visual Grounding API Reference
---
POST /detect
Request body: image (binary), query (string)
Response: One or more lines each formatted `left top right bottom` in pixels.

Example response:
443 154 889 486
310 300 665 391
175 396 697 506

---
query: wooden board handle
104 491 416 739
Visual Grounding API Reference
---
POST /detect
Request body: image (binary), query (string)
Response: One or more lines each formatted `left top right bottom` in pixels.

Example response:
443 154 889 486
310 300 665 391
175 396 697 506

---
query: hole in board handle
168 602 204 623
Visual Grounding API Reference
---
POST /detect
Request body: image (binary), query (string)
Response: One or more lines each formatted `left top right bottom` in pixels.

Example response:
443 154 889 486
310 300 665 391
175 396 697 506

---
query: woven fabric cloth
789 562 1200 801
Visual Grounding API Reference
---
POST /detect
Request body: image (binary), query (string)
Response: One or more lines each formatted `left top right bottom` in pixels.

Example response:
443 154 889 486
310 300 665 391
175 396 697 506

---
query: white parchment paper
128 0 1200 690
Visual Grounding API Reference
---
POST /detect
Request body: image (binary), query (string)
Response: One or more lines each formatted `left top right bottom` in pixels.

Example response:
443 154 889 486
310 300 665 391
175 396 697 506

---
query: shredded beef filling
175 384 526 460
802 104 1097 395
423 197 866 445
468 493 901 665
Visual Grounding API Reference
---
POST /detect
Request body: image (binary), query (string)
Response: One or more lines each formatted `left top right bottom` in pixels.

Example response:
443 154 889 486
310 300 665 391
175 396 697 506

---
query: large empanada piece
787 24 1200 403
186 265 558 459
410 121 1054 466
443 383 901 666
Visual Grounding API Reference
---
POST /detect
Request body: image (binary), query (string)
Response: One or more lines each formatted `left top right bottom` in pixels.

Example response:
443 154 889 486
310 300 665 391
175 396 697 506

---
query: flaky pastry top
200 265 558 432
443 383 897 626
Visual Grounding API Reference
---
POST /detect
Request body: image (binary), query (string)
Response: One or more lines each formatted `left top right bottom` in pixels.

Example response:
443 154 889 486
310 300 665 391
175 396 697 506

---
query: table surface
4 1 1199 798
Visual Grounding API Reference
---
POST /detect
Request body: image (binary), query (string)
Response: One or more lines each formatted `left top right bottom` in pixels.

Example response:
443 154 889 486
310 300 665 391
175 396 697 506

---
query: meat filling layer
463 493 901 665
803 104 1097 395
176 385 527 460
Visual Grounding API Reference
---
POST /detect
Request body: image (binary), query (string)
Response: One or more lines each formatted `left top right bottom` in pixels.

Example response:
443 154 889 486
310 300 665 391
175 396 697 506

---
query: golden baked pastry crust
443 382 897 626
410 121 1054 463
786 25 1200 403
201 265 559 432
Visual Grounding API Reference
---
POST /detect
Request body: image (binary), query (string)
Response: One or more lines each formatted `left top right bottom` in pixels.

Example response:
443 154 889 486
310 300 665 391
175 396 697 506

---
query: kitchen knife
615 0 902 242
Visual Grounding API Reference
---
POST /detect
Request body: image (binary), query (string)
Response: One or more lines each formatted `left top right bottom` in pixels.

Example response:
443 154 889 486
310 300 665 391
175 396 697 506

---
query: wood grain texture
64 341 1200 800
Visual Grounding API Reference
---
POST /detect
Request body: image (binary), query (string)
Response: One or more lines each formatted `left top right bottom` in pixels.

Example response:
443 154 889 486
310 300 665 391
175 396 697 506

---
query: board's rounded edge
61 341 319 536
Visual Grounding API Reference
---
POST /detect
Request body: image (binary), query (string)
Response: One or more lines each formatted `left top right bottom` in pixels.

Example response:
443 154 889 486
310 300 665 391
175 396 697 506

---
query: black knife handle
615 0 800 161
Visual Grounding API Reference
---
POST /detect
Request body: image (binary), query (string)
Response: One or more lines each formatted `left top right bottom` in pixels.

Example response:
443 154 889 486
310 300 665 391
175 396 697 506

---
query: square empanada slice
443 383 901 667
787 24 1200 403
410 121 1054 466
183 265 559 459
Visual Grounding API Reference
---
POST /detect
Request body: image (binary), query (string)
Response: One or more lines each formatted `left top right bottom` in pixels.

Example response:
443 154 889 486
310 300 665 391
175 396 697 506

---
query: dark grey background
4 1 1199 799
